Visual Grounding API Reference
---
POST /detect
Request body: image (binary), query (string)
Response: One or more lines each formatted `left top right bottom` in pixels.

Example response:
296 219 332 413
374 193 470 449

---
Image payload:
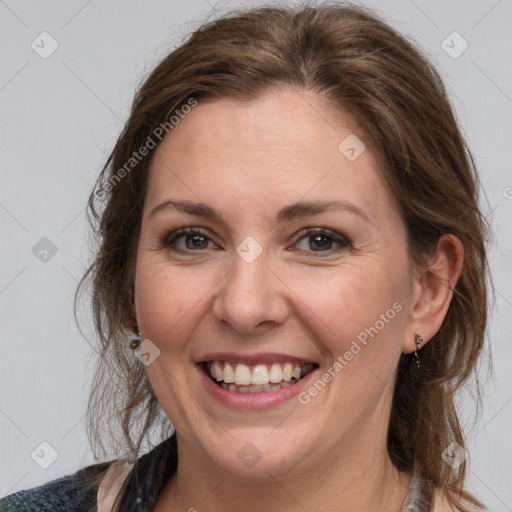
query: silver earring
414 335 423 368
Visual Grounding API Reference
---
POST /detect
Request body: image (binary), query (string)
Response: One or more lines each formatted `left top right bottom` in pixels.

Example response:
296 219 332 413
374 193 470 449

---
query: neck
156 435 411 512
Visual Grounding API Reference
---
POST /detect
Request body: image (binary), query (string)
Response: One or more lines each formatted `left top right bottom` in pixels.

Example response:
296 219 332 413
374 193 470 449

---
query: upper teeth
207 361 314 385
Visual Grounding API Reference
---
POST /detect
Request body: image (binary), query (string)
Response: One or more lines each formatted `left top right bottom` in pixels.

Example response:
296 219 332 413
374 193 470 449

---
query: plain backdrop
1 0 511 509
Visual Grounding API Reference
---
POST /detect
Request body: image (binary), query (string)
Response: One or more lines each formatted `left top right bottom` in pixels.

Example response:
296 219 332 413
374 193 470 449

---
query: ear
402 234 464 354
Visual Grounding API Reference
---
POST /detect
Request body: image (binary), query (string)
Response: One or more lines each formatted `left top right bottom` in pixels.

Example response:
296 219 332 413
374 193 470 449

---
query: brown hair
76 3 491 510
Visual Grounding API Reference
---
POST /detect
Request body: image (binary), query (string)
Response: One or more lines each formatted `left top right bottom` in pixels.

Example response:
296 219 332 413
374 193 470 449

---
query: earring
414 335 423 368
129 331 141 350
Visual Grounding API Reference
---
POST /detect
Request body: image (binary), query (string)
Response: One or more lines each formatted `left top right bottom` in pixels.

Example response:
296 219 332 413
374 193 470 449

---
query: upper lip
196 352 317 365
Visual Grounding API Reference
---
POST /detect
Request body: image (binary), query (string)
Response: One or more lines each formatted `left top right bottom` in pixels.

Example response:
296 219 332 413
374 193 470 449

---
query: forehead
145 89 395 223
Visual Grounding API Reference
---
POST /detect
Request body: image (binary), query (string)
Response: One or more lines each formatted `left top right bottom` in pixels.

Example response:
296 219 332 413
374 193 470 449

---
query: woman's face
135 89 417 477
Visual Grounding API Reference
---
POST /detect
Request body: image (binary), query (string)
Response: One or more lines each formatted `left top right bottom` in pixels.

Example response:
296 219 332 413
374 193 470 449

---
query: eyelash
160 227 351 256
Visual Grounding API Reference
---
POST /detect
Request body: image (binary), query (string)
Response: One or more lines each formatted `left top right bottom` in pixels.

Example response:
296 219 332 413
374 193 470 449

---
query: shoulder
96 460 135 512
0 461 112 512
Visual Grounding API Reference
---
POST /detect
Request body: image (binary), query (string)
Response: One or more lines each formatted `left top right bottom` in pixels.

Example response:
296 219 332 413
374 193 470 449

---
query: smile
205 361 317 393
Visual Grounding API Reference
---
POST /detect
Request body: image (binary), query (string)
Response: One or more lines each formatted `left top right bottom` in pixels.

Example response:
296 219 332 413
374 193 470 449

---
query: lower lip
198 364 318 410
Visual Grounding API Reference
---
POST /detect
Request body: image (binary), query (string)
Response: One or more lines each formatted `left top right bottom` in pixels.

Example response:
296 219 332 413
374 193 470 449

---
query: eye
160 226 351 256
161 228 217 252
292 228 350 255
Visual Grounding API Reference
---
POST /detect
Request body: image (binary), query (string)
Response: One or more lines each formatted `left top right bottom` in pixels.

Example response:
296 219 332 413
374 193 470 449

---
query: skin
133 88 463 512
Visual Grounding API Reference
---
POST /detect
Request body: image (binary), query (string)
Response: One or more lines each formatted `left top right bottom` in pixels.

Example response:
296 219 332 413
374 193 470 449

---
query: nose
211 248 289 336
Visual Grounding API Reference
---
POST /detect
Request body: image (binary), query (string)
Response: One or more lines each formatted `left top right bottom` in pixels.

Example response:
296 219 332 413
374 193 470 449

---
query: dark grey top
0 433 437 512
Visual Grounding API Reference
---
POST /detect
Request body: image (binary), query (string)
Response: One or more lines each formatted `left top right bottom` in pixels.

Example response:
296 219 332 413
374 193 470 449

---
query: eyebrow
148 199 372 224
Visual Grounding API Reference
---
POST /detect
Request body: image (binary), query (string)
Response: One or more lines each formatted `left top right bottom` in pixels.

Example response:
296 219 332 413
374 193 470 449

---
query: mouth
202 360 318 394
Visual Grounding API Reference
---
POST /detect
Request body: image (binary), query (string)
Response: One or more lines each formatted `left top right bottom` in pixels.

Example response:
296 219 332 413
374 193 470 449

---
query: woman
0 3 491 511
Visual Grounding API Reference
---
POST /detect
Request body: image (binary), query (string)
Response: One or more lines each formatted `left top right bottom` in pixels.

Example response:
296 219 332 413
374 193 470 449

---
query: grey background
1 0 511 509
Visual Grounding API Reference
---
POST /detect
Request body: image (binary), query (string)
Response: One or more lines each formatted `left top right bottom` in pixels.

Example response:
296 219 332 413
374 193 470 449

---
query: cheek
134 247 410 365
287 261 407 364
134 258 215 354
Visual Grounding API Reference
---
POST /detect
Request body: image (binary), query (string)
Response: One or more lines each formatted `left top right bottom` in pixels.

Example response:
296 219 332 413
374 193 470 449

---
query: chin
200 427 314 479
222 444 304 479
